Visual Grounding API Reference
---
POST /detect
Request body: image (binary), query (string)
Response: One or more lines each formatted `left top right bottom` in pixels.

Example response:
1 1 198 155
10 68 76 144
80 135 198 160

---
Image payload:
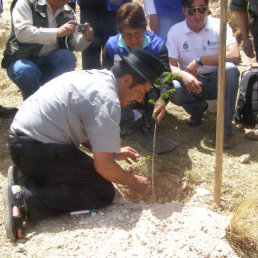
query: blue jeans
170 63 240 135
157 15 184 42
7 49 76 100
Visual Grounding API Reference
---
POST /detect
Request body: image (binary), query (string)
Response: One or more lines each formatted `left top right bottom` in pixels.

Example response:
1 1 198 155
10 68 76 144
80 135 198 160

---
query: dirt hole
115 169 192 204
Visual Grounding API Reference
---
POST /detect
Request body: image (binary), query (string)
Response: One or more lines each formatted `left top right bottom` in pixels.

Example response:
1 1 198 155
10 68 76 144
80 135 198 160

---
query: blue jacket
154 0 183 18
102 30 171 100
102 30 169 70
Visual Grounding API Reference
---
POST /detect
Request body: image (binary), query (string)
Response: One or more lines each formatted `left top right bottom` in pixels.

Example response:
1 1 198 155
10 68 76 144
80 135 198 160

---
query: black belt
9 133 37 142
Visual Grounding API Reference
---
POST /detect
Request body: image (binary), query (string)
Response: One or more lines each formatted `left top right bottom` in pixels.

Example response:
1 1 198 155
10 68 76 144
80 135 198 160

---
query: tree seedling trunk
148 71 177 203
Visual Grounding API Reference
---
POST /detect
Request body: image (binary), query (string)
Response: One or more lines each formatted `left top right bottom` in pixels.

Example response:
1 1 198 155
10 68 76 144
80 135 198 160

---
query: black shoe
187 117 202 127
142 125 154 136
0 105 18 119
120 128 133 139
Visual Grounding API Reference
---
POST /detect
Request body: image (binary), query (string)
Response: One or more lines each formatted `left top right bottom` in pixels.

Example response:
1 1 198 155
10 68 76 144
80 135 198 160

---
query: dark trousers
9 135 115 222
80 7 117 69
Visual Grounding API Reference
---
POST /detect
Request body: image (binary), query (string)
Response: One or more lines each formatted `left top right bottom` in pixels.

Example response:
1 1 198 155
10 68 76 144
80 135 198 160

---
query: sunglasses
187 6 207 16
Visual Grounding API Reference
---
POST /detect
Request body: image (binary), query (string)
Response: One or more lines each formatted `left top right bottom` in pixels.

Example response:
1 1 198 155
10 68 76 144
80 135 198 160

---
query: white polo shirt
166 16 237 74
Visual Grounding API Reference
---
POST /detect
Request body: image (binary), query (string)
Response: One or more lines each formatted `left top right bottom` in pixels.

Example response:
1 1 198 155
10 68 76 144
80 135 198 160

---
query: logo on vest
182 41 190 52
207 40 219 47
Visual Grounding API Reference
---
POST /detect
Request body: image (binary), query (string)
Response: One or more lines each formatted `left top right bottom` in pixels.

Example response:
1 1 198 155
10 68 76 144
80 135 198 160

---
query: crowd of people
1 0 257 242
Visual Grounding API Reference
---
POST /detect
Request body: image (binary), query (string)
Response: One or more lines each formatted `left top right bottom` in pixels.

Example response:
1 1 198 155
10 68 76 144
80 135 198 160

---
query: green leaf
148 99 155 105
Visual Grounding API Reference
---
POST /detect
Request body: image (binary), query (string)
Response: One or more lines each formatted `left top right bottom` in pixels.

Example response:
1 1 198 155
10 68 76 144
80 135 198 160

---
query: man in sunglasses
167 0 240 148
230 0 258 62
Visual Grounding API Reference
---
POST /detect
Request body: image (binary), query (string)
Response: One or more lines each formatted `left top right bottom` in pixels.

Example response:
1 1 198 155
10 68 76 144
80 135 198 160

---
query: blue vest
106 30 164 60
154 0 183 18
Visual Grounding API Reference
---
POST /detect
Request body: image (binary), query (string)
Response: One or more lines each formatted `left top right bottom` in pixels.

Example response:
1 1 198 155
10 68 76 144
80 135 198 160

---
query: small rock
17 243 25 249
25 232 36 238
135 230 147 246
196 188 211 196
227 158 233 165
239 154 251 164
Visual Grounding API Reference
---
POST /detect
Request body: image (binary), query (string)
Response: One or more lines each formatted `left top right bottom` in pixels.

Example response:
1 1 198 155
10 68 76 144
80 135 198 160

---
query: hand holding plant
153 101 166 123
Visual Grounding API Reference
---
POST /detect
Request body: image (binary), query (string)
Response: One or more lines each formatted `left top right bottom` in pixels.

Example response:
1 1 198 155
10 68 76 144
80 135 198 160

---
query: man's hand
187 58 200 77
57 20 77 38
94 152 148 197
243 39 255 59
181 71 202 94
116 146 140 164
153 101 166 123
82 23 94 41
129 175 149 197
148 14 159 33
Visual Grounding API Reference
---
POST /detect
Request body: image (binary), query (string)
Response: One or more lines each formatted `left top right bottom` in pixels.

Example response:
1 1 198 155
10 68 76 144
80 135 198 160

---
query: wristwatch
195 56 203 66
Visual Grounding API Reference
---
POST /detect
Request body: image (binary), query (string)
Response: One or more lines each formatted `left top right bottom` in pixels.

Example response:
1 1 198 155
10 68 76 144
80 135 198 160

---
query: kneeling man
3 49 165 241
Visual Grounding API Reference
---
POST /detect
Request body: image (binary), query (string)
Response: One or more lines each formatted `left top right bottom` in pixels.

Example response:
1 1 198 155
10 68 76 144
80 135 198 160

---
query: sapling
148 72 177 202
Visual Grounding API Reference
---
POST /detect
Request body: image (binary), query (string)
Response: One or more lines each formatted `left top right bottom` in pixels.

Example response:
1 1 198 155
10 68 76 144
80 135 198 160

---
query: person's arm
143 0 159 33
12 0 59 44
93 150 149 197
230 0 255 58
234 11 255 58
69 22 93 51
169 57 202 94
101 44 114 69
187 42 240 76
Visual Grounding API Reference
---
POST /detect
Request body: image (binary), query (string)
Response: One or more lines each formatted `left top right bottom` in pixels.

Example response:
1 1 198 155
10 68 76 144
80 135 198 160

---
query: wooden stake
152 122 157 203
214 0 227 206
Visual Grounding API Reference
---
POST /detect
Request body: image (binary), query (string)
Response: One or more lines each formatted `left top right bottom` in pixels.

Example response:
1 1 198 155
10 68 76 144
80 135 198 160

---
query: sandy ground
0 193 238 258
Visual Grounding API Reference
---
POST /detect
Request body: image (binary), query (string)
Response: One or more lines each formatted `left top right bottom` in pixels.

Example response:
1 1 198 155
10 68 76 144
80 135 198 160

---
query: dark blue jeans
9 134 115 222
170 63 240 135
7 49 76 100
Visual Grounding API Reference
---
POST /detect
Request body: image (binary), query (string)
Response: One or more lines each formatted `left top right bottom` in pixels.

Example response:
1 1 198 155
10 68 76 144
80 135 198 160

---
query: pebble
239 154 251 164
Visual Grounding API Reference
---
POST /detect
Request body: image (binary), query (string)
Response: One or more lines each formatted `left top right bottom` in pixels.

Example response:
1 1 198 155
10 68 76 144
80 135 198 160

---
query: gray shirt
10 70 121 153
230 0 258 17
